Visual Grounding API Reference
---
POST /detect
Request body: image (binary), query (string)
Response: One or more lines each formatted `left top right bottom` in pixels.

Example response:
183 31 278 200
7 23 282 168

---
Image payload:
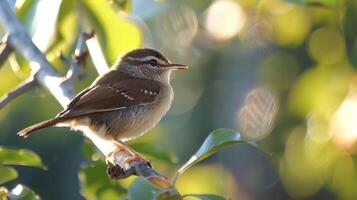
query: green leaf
177 129 248 175
128 177 162 200
79 162 126 199
129 143 178 164
80 0 141 63
7 185 40 200
284 0 338 8
46 0 78 58
112 0 132 12
0 166 18 185
0 187 8 200
16 0 35 22
0 147 46 169
128 177 180 200
183 194 226 200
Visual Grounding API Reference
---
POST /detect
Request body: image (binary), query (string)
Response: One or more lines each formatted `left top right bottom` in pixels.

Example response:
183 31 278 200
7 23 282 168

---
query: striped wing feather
58 78 160 118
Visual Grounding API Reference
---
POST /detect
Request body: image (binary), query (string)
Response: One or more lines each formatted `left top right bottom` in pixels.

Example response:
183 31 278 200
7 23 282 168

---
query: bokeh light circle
204 0 246 41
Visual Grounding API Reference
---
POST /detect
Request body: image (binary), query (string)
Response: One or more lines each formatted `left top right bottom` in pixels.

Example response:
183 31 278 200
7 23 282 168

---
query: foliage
176 129 247 176
0 148 46 170
0 147 43 199
182 194 226 200
80 129 248 199
284 0 338 8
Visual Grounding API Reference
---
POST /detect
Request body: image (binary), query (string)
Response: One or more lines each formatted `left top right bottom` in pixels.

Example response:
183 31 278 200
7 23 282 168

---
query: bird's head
116 48 187 82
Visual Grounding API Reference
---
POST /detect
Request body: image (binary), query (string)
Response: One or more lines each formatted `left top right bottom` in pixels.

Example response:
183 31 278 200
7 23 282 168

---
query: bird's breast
113 84 173 141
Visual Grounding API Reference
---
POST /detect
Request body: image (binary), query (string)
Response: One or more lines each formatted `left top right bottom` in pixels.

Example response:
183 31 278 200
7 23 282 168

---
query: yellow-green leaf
177 129 248 176
0 187 8 200
183 194 226 200
79 162 126 199
0 166 18 185
0 147 46 170
284 0 338 8
130 142 178 164
80 0 141 63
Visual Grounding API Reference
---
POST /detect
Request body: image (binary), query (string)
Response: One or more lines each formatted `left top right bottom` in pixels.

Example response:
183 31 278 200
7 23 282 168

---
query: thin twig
85 32 109 75
0 77 36 109
0 35 13 67
63 32 90 84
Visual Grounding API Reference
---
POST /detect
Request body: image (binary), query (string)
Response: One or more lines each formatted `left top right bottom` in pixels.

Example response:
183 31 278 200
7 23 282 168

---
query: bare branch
0 2 75 107
0 1 169 187
63 32 90 84
0 35 13 67
85 32 110 75
0 77 36 109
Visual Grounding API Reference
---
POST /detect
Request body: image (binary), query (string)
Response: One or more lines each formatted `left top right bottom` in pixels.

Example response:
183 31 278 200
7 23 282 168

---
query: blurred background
1 0 357 199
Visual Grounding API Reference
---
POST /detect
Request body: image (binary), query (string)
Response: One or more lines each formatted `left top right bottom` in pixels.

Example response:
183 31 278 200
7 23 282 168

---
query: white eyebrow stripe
127 56 165 63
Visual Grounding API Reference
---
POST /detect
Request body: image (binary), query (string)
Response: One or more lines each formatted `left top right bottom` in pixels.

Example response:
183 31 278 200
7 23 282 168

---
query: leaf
177 129 248 175
284 0 338 8
16 0 35 22
183 194 226 200
129 143 178 164
80 0 141 63
46 0 78 59
7 185 40 200
79 162 126 199
112 0 132 12
128 177 180 200
0 187 8 200
127 177 162 200
0 166 18 185
0 147 46 169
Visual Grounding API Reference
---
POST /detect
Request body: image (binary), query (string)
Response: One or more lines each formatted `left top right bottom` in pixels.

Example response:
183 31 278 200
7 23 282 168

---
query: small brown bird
18 48 187 163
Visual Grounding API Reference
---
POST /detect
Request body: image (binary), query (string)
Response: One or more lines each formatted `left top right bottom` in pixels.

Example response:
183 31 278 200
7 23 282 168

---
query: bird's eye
147 59 158 67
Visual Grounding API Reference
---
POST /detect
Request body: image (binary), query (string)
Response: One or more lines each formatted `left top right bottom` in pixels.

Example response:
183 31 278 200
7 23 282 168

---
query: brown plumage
18 73 161 138
18 48 187 143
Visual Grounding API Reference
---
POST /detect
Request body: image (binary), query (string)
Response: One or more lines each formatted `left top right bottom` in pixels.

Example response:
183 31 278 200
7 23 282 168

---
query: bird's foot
107 164 133 179
106 142 150 167
125 155 151 168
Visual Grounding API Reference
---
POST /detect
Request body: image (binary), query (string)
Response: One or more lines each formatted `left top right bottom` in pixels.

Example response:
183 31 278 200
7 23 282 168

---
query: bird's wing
57 78 161 118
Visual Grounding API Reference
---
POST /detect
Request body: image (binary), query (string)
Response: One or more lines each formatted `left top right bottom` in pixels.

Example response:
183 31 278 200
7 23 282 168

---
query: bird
18 48 187 166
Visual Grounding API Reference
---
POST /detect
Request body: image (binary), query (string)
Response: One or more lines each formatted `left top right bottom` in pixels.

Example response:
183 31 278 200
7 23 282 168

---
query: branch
0 35 13 67
61 32 90 84
0 77 36 109
85 33 109 75
0 1 169 188
0 2 74 107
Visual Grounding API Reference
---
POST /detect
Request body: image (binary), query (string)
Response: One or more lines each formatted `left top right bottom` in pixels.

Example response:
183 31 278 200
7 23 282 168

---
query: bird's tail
18 117 65 138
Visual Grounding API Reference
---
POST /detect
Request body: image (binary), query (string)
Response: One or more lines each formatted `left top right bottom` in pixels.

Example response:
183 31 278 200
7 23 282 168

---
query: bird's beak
159 63 188 70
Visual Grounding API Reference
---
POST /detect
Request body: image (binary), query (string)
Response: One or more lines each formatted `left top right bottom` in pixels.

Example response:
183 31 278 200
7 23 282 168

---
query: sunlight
11 184 23 196
31 0 61 51
237 88 278 140
330 95 357 150
86 37 110 74
155 4 198 49
204 0 246 41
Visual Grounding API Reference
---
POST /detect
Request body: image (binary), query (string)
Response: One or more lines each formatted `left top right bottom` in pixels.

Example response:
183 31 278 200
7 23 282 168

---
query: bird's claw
107 164 128 179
